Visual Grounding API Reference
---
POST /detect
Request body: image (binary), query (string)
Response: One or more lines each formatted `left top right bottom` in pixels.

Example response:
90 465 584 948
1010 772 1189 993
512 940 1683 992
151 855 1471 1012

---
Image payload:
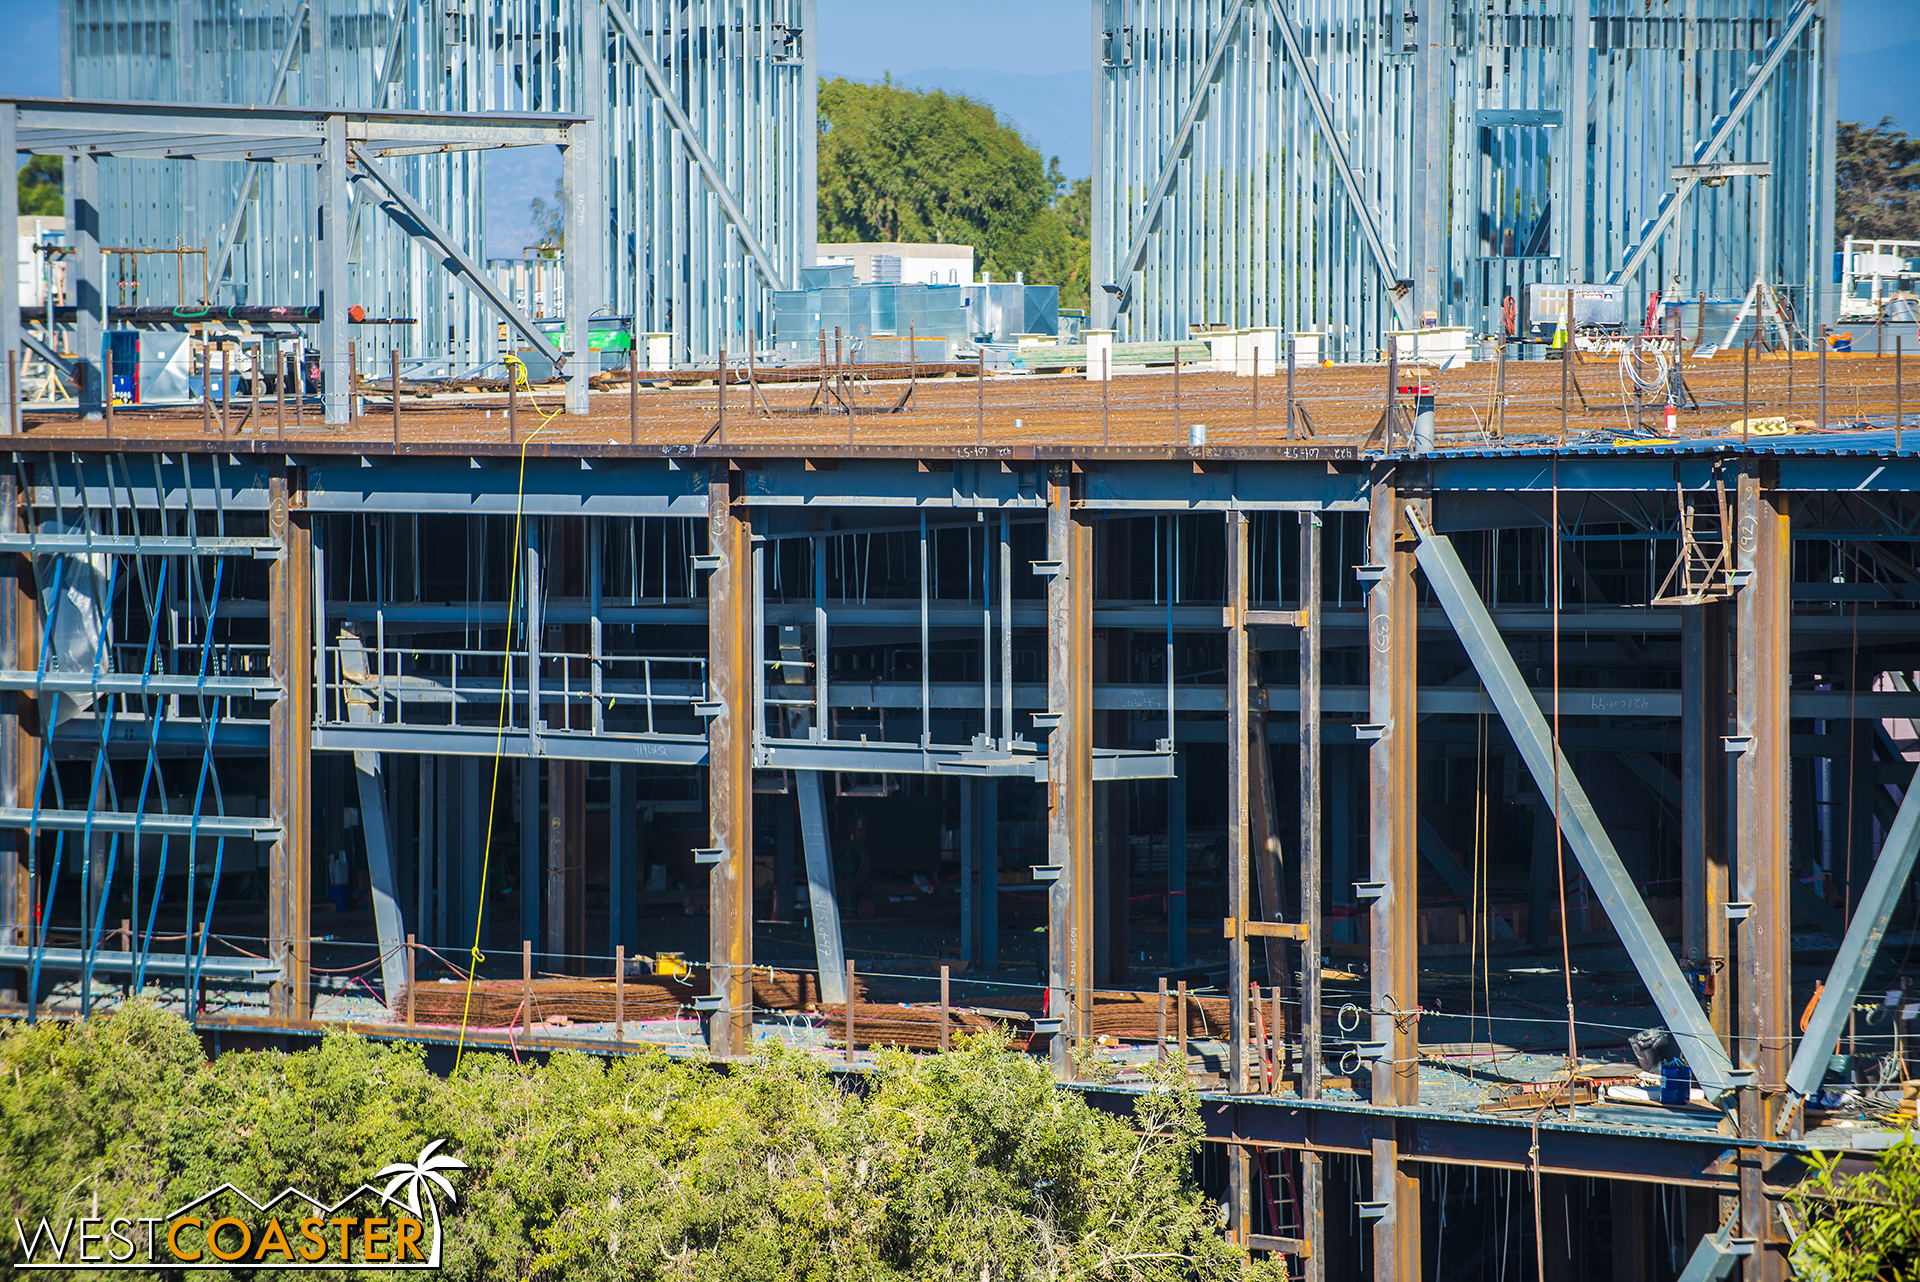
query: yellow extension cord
454 354 562 1070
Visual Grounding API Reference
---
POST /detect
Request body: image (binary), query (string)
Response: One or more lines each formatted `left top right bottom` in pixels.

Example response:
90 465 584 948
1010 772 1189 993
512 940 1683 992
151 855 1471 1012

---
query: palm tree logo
377 1139 468 1266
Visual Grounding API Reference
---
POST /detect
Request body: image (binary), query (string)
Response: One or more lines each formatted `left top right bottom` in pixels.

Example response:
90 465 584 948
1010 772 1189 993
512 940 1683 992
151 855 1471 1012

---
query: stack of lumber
402 969 862 1029
1088 989 1233 1042
818 1003 1017 1052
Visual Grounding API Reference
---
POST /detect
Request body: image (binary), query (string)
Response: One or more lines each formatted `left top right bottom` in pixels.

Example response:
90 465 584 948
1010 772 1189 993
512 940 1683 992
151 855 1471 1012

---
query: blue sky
5 0 1915 258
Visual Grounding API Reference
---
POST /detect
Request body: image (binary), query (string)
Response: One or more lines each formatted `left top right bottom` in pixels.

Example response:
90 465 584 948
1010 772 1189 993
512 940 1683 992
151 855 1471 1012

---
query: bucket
1660 1059 1694 1106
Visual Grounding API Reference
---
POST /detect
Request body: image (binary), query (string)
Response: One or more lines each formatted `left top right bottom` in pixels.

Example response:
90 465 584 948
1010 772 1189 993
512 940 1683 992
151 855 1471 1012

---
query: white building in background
16 217 66 310
817 243 975 287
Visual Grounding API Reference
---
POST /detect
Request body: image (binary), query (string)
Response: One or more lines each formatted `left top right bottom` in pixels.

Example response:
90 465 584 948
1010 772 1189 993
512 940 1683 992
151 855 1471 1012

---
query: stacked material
1089 990 1233 1042
820 1003 1018 1052
403 969 860 1029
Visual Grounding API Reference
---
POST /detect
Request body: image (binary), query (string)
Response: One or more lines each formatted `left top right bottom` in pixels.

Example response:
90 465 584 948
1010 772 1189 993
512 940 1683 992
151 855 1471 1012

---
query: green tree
528 177 565 251
0 1006 1274 1281
1785 1135 1920 1281
16 155 62 218
818 78 1091 311
1836 118 1920 243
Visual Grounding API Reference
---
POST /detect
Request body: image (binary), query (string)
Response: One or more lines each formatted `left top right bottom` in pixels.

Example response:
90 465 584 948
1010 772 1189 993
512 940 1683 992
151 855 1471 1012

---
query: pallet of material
1088 989 1234 1042
818 1003 1019 1052
402 969 858 1029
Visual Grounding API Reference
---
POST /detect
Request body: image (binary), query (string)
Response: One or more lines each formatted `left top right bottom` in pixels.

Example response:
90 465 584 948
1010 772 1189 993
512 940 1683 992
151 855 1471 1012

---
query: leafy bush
1 1004 1277 1281
1785 1135 1920 1282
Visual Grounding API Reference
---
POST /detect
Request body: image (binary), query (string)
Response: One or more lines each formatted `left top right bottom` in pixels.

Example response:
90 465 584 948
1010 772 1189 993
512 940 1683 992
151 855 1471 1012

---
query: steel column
1045 463 1093 1079
1226 511 1252 1098
268 469 312 1020
1733 462 1791 1280
1298 510 1324 1278
0 474 30 1000
1682 600 1731 1042
1367 469 1420 1279
0 104 16 436
795 768 846 1004
706 463 754 1055
68 150 101 419
320 116 350 425
564 20 601 418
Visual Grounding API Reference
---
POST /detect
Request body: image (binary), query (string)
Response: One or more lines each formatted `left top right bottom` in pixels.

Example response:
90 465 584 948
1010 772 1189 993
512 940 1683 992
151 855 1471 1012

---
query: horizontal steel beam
0 672 279 699
0 808 277 839
0 944 279 981
0 533 279 557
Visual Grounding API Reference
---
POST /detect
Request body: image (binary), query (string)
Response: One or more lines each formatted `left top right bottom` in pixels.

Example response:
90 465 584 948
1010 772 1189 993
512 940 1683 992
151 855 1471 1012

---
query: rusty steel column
1299 509 1325 1282
1734 461 1791 1280
706 462 754 1057
268 468 314 1021
1367 467 1421 1280
1044 463 1093 1080
1681 599 1731 1041
1223 511 1254 1243
0 471 34 1001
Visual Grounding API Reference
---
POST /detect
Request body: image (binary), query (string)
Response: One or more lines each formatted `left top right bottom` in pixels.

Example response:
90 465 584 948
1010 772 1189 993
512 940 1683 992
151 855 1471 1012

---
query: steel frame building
1092 0 1838 357
56 0 813 375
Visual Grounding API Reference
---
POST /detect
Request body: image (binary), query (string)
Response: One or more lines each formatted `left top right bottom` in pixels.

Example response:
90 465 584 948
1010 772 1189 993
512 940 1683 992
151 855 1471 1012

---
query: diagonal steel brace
1406 505 1739 1105
350 149 567 370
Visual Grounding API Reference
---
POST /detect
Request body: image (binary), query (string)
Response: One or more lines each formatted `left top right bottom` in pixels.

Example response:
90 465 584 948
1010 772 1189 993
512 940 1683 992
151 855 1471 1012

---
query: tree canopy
1836 118 1920 243
817 77 1090 310
1 1003 1276 1281
16 156 62 218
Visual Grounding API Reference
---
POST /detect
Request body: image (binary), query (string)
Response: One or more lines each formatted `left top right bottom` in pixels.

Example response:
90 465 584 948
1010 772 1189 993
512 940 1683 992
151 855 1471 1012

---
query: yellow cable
454 378 553 1071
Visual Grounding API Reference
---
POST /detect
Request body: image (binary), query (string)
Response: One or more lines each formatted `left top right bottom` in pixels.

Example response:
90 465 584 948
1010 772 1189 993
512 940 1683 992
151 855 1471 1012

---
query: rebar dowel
220 347 231 440
940 964 950 1052
102 348 113 436
615 945 625 1043
1173 343 1181 445
522 941 533 1038
1176 981 1188 1081
1819 322 1829 429
976 342 984 445
292 351 302 430
390 347 401 446
1559 343 1568 443
1101 349 1109 444
717 347 726 444
908 322 917 406
1286 335 1296 440
845 959 856 1062
1496 339 1507 436
276 345 286 440
1744 337 1752 445
507 361 517 443
1250 344 1258 440
6 350 16 436
406 934 416 1028
251 341 261 426
628 343 638 446
1157 977 1168 1064
1386 344 1399 450
201 343 213 434
1897 337 1903 453
347 343 357 426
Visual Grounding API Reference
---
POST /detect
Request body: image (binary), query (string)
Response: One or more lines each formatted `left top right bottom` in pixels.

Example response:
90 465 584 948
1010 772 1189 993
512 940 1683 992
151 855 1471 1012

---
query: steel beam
334 630 409 1007
1782 722 1920 1114
706 463 754 1056
351 151 566 372
320 116 350 425
563 10 601 416
1105 1 1251 323
1733 462 1792 1281
794 769 847 1004
601 0 789 293
1407 508 1740 1100
1 102 17 436
1045 463 1093 1080
1259 0 1410 328
1681 601 1732 1042
1298 509 1325 1282
268 469 312 1021
1367 471 1420 1278
1607 0 1819 287
1226 511 1253 1097
0 474 29 1001
68 149 100 418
